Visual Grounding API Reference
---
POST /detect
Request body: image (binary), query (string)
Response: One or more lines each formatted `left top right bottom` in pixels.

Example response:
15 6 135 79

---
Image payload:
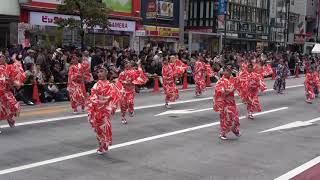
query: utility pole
223 1 227 49
179 0 185 47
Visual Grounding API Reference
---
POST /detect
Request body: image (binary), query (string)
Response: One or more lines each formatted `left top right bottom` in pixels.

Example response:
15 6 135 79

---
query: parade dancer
87 65 123 154
67 54 86 113
0 53 26 133
214 66 241 140
162 55 186 108
304 67 320 104
194 56 207 96
243 64 263 119
253 59 267 92
81 51 93 96
118 61 148 124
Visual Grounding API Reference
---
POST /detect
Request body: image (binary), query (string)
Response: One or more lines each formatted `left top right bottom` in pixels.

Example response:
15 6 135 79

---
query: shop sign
294 34 305 44
157 0 174 19
245 34 255 39
32 0 64 4
30 12 135 32
146 0 157 18
135 30 146 37
145 26 179 38
226 33 238 38
30 12 80 26
109 19 135 32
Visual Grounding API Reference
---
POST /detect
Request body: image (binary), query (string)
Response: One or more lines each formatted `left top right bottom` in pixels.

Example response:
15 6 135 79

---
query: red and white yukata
304 72 320 103
118 65 148 120
0 62 26 128
162 61 187 104
87 80 123 153
67 63 87 112
194 60 206 95
241 72 263 116
253 63 267 92
214 76 240 137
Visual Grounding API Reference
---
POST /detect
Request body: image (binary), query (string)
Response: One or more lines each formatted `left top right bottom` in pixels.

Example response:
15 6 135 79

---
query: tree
57 0 110 49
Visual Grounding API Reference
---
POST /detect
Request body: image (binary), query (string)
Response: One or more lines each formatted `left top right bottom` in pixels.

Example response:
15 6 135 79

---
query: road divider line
0 107 288 175
274 156 320 180
1 85 301 128
259 116 320 133
155 103 243 116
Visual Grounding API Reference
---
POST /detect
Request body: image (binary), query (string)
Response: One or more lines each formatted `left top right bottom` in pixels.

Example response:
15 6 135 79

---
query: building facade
18 0 141 49
218 0 270 51
0 0 20 48
185 0 220 55
139 0 180 51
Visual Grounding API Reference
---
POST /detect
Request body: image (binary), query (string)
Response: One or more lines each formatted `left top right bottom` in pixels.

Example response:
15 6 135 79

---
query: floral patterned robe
118 65 148 117
0 62 26 124
194 60 206 94
214 76 240 136
67 63 86 111
87 80 123 151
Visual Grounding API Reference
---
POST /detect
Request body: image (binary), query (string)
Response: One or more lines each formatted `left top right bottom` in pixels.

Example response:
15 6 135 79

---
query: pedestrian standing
214 66 241 140
87 65 123 154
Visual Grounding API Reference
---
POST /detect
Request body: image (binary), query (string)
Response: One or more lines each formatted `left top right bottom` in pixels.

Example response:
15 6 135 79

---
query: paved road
0 77 319 180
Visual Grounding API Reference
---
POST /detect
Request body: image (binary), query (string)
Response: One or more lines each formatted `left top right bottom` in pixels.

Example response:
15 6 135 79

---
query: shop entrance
187 31 222 56
0 23 10 48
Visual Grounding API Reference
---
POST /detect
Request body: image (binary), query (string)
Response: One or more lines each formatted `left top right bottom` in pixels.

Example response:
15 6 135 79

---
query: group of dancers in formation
1 50 314 154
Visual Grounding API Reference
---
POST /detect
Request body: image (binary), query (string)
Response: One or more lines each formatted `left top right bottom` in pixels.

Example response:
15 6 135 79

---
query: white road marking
1 85 301 128
155 103 243 116
259 116 320 133
0 107 288 175
274 156 320 180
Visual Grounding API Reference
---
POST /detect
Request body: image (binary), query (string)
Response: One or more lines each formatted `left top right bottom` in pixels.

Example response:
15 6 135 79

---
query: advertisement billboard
103 0 132 13
157 0 173 19
146 0 157 18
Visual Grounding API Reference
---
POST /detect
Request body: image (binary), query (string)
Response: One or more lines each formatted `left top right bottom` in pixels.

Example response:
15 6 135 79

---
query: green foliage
43 33 51 49
55 28 64 46
57 0 110 48
57 0 110 30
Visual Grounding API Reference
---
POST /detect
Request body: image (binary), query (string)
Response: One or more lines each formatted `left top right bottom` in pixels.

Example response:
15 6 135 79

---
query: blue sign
218 0 225 15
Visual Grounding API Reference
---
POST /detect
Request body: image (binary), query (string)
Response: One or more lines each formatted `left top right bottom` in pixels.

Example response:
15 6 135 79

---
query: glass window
200 1 204 18
206 1 210 18
193 2 197 19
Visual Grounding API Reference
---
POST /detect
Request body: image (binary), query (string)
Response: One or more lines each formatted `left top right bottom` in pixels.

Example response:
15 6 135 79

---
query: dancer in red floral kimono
304 67 320 104
253 60 267 92
242 64 262 119
67 55 86 113
0 53 26 133
87 65 123 154
214 66 241 140
194 56 206 96
118 61 148 124
162 55 187 108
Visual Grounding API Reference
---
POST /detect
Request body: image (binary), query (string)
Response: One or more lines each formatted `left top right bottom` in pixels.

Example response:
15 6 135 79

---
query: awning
311 44 320 53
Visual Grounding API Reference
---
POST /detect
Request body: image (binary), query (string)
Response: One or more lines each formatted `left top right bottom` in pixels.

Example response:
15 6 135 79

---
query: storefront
19 11 136 48
137 25 179 51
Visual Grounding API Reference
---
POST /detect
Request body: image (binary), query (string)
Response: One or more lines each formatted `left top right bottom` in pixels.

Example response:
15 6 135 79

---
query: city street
0 77 319 180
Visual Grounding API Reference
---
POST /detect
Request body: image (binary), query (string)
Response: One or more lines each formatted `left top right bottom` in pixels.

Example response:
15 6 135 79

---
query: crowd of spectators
2 44 317 106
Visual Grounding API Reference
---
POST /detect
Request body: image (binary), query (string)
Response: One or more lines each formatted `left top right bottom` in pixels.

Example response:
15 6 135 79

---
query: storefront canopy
311 44 320 54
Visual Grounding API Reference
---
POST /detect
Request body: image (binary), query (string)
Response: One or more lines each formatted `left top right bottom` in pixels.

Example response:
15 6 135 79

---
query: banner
217 15 225 30
218 0 225 15
103 0 132 13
